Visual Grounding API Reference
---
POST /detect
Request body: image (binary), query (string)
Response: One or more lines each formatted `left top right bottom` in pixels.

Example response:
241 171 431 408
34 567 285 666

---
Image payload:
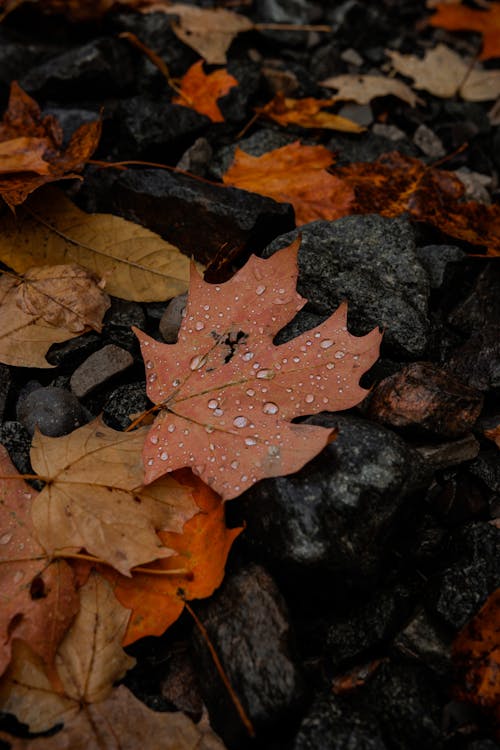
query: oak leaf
429 2 500 60
223 141 355 225
136 239 381 500
0 82 100 208
255 93 365 132
29 418 198 575
102 469 242 644
0 264 110 368
0 445 78 677
320 73 420 107
0 187 196 301
173 61 238 122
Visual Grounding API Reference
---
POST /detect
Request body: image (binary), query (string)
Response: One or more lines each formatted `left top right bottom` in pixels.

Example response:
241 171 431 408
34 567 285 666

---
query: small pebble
70 344 134 399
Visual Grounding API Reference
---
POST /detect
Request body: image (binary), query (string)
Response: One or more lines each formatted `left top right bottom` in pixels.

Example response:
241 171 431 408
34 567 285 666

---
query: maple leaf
255 93 365 132
320 73 420 107
0 187 197 302
0 263 110 368
485 422 500 449
28 418 199 575
223 142 355 225
102 469 242 644
135 239 381 500
173 60 238 123
0 445 78 677
0 82 101 208
429 2 500 60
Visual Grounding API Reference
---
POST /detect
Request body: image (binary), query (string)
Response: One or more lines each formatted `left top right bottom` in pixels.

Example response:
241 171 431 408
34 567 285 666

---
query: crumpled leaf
320 73 420 106
102 469 242 645
453 587 500 733
223 141 355 225
387 44 500 101
0 137 50 175
429 2 500 61
29 418 199 575
0 264 110 368
173 60 238 122
0 82 100 208
0 445 78 677
255 93 365 132
485 422 500 449
135 239 381 499
0 187 196 302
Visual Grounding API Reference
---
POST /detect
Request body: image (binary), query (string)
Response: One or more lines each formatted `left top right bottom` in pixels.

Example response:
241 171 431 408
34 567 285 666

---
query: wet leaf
173 60 238 122
0 445 78 677
0 187 196 302
136 238 381 499
0 137 50 175
320 73 420 106
429 2 500 60
255 93 365 132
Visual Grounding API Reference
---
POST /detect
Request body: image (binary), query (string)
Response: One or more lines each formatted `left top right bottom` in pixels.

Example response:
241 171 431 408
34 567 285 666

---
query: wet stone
0 422 33 476
70 345 134 399
102 383 149 431
448 265 500 333
416 245 465 290
393 608 452 677
17 387 91 437
221 60 260 123
45 331 102 370
367 363 484 438
191 564 305 746
447 327 500 392
468 450 500 496
176 138 213 178
103 299 146 352
264 216 430 358
159 293 187 344
326 132 418 166
160 642 203 718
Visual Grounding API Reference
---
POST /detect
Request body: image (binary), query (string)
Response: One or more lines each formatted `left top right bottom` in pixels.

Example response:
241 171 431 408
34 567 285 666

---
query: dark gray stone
337 102 373 127
0 31 62 85
468 450 500 495
327 132 418 166
416 245 465 290
448 265 500 333
17 387 91 437
0 422 33 476
416 435 480 470
103 383 149 431
108 168 295 266
176 138 213 177
211 128 297 180
239 415 429 584
70 345 134 399
221 60 260 123
447 327 500 391
394 608 452 676
104 299 146 353
264 216 430 357
0 365 11 422
255 0 317 23
46 332 102 370
159 293 187 344
192 564 304 745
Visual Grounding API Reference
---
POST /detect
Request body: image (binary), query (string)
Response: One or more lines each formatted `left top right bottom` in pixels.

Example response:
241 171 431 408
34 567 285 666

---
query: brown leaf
320 73 420 106
173 60 238 122
255 93 364 132
0 264 110 368
429 2 500 61
29 418 199 575
136 239 381 500
0 445 78 677
0 137 50 175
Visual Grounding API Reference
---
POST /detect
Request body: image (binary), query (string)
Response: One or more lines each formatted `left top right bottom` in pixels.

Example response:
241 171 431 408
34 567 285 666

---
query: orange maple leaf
255 93 364 132
0 82 101 208
429 2 500 60
173 60 238 122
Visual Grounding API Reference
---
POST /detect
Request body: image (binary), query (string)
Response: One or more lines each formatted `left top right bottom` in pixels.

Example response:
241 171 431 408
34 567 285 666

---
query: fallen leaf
223 141 355 224
255 93 365 132
320 73 420 106
173 60 238 122
0 264 110 368
0 82 100 208
429 2 500 60
135 239 381 499
103 469 242 644
387 44 500 101
29 418 199 575
453 587 500 732
0 445 78 677
485 422 500 448
0 0 115 21
0 187 196 302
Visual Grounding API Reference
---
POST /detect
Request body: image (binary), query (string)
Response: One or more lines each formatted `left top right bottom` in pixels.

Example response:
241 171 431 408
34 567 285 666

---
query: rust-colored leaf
173 61 238 122
135 238 381 499
255 93 365 132
0 445 78 677
485 422 500 449
0 82 100 208
223 141 355 225
429 2 500 60
102 470 242 645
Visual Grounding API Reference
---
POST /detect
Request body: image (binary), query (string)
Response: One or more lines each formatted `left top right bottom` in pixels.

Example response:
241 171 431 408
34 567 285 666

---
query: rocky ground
0 1 499 748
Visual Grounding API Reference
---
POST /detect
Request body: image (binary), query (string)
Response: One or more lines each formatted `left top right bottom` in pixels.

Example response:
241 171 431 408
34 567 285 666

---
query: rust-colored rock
367 362 483 438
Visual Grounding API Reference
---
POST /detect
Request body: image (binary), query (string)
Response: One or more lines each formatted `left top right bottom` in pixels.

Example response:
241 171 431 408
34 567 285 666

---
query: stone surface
192 564 305 745
413 124 445 159
416 435 480 471
108 168 295 266
393 608 452 676
17 387 91 437
416 245 465 290
45 331 102 370
211 128 297 180
327 131 418 166
0 365 11 422
468 450 500 495
176 138 213 177
448 265 500 333
70 344 134 399
160 642 203 718
0 421 33 476
448 328 500 392
102 383 149 431
159 293 187 344
367 363 483 438
103 299 146 353
264 216 430 357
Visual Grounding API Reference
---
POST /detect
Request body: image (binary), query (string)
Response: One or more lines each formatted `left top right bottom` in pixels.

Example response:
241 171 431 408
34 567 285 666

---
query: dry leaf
0 264 110 368
173 60 238 122
0 187 195 302
387 44 500 101
255 93 365 132
485 422 500 448
223 141 355 225
0 445 78 677
429 2 500 60
135 239 381 499
0 82 100 208
29 418 198 575
102 469 242 644
320 73 420 106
